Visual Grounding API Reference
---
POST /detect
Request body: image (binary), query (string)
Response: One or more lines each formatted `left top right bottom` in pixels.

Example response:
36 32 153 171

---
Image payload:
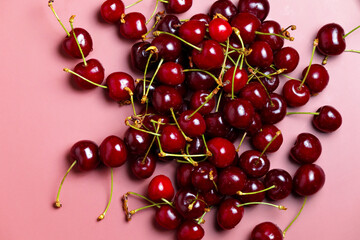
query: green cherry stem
54 160 77 208
282 25 296 33
237 185 276 196
215 89 223 112
130 203 166 214
183 69 221 86
343 25 360 38
231 53 242 99
125 0 144 9
286 111 319 116
69 15 87 66
201 134 212 157
142 58 164 104
48 0 70 36
161 198 174 207
170 108 192 142
255 31 294 41
98 168 114 221
254 73 274 106
259 130 281 158
218 38 230 83
63 68 108 88
187 86 221 119
146 0 159 25
142 119 162 164
153 31 202 51
126 191 158 205
299 39 318 89
236 132 247 152
233 27 245 51
124 87 137 116
344 49 360 53
237 202 287 210
283 197 307 237
125 119 161 136
196 208 211 224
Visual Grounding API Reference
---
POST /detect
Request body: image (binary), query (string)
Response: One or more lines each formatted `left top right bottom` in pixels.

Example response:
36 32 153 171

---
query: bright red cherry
223 98 255 129
130 154 157 179
178 110 206 138
179 20 206 45
192 40 225 70
293 164 325 196
207 137 236 168
251 222 283 240
174 188 206 219
106 72 135 102
256 20 284 51
274 47 300 73
239 82 268 110
155 205 182 230
152 85 183 114
317 23 346 56
62 28 93 59
302 64 329 94
70 140 100 171
222 67 248 94
290 133 322 164
313 105 342 132
209 0 238 20
157 62 185 86
148 175 175 202
151 34 182 62
252 125 283 153
238 179 266 203
264 169 292 200
247 41 273 68
218 166 247 195
231 13 261 45
72 59 105 89
238 0 270 21
217 198 244 230
119 12 147 40
239 150 270 178
282 80 310 107
165 0 193 14
99 135 128 168
159 125 186 153
189 90 216 115
209 18 233 43
190 13 212 24
100 0 125 23
177 221 204 240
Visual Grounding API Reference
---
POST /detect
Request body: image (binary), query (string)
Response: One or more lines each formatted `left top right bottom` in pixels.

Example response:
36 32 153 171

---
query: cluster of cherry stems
50 0 359 239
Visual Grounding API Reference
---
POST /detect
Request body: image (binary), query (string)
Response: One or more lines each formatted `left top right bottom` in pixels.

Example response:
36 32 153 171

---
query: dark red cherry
148 175 175 202
174 188 206 219
159 125 186 153
256 20 284 51
231 13 261 45
130 154 157 179
187 136 206 155
124 128 152 155
142 112 170 132
313 105 342 132
302 64 329 94
260 93 287 124
217 198 244 230
203 189 224 206
191 162 218 192
209 0 238 20
130 41 156 72
157 62 185 86
218 166 247 195
209 18 233 43
189 90 216 115
239 150 270 178
246 113 263 136
190 13 211 25
165 0 193 14
274 47 300 73
157 15 181 34
293 164 325 196
192 40 225 70
176 164 194 188
282 80 310 107
62 28 93 58
252 125 283 153
134 81 157 103
238 0 270 21
99 135 128 168
152 85 183 113
223 67 248 94
155 205 182 230
251 222 283 240
72 59 105 89
205 112 232 138
100 0 125 23
179 20 206 45
259 67 279 93
238 179 266 203
151 34 182 62
119 12 147 40
239 82 268 110
317 23 346 56
223 98 255 129
106 72 135 102
177 221 204 240
290 133 322 164
186 70 216 91
207 137 236 168
247 41 273 68
178 110 206 138
70 140 100 171
264 169 292 200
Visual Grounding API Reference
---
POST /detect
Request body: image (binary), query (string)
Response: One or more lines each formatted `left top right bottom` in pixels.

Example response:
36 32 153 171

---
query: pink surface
1 0 360 239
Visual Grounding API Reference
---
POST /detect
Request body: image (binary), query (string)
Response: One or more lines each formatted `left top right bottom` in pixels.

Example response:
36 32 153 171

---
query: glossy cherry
192 40 225 70
62 28 93 59
106 72 135 102
70 140 101 171
223 67 248 94
256 20 284 51
317 23 346 56
72 59 105 89
252 125 283 153
205 112 232 138
186 70 216 91
238 0 270 21
247 41 273 68
152 85 183 114
218 166 247 195
274 47 300 73
124 128 152 155
209 18 233 43
159 125 186 153
151 34 182 62
130 41 156 72
190 13 211 24
293 164 325 196
157 15 181 34
223 98 255 129
148 175 175 202
99 135 128 167
176 164 194 188
155 205 182 230
259 67 280 93
239 150 270 178
100 0 125 23
179 20 206 45
177 221 204 240
246 113 263 136
174 188 206 219
238 179 266 203
239 82 268 110
165 0 193 14
217 198 244 230
260 93 287 124
119 12 147 40
187 136 206 155
313 105 342 132
302 64 329 94
178 110 206 138
134 81 157 103
282 80 310 107
130 154 157 179
251 222 283 240
209 0 238 20
191 162 218 192
207 137 236 168
203 189 224 206
264 169 292 200
290 133 322 164
231 13 261 45
189 90 216 115
157 62 185 86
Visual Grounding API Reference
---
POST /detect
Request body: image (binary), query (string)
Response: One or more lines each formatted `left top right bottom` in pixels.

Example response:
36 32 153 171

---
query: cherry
260 93 287 124
119 12 147 40
177 221 205 240
247 41 273 68
239 150 270 178
222 67 248 94
106 72 135 102
207 137 236 168
130 41 156 72
313 105 342 132
152 85 183 114
252 125 283 153
209 0 238 20
124 128 152 155
148 175 175 202
157 15 181 34
238 0 270 22
62 28 93 58
217 198 244 230
246 113 263 136
223 98 255 129
209 18 233 43
130 154 157 179
231 13 261 45
189 90 216 115
205 112 232 138
192 40 225 70
256 20 284 51
302 64 329 94
239 82 268 110
134 81 157 103
203 189 224 206
187 136 206 155
99 135 128 168
155 205 182 230
100 0 125 23
274 47 300 73
238 179 266 203
176 164 194 188
165 0 193 14
259 67 279 93
317 23 346 56
185 70 216 91
191 162 218 192
218 166 247 195
290 133 322 164
178 110 206 138
282 80 310 107
179 20 206 45
157 62 185 86
71 59 105 89
293 164 325 196
151 34 182 62
141 112 170 132
190 14 212 24
159 125 186 153
174 188 206 219
251 222 283 240
264 169 292 200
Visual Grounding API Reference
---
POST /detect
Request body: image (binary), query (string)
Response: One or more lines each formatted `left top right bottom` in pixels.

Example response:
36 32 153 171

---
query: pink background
1 0 360 239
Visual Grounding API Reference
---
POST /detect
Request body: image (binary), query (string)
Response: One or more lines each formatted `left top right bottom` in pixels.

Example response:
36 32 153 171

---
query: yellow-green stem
238 185 276 196
236 132 247 152
125 0 144 9
55 160 77 208
283 197 307 237
69 15 87 66
48 1 70 36
299 39 318 89
98 168 113 221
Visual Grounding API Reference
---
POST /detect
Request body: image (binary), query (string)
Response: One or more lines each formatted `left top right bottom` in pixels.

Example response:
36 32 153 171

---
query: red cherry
260 93 287 124
239 82 268 110
282 80 310 107
251 222 283 240
119 12 147 40
317 23 346 56
218 166 247 195
192 40 225 70
70 140 101 171
313 105 342 132
191 162 218 192
293 164 325 196
185 70 216 91
239 150 270 178
205 112 232 138
152 85 183 114
238 179 266 203
129 154 157 179
256 20 284 51
100 0 125 23
238 0 270 21
222 67 248 94
290 133 322 164
264 169 292 200
223 98 255 129
207 137 236 168
274 47 300 73
179 20 206 45
209 0 238 20
209 18 233 43
177 221 204 240
155 205 182 230
259 67 280 93
189 90 216 115
124 128 152 155
99 135 128 168
178 110 206 138
130 41 156 72
165 0 193 14
302 64 329 94
203 189 224 206
217 198 244 230
252 125 283 153
159 125 186 153
246 113 263 136
190 13 212 24
246 41 273 68
148 175 175 202
72 59 105 89
106 72 135 102
174 188 206 219
151 34 182 62
231 13 261 45
62 28 93 58
176 164 194 188
157 62 185 86
157 15 181 34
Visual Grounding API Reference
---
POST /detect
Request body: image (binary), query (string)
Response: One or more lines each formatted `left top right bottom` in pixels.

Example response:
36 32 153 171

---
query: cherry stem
63 68 107 88
154 122 164 154
201 135 212 157
246 59 271 79
237 202 287 210
286 111 319 116
170 108 192 142
254 73 274 106
187 86 221 119
143 17 160 39
125 87 137 116
282 25 296 33
343 25 360 38
196 208 211 224
153 31 202 51
69 15 87 66
142 50 154 98
233 27 245 51
231 53 242 99
183 69 221 86
236 132 247 152
48 0 70 37
215 90 223 112
126 191 158 206
98 168 113 221
146 0 159 25
255 31 294 41
142 119 162 164
283 197 307 237
184 144 208 165
281 73 302 81
125 0 144 9
344 49 360 54
130 203 166 214
237 185 276 196
160 152 207 159
142 58 164 103
259 130 281 158
299 39 318 89
159 0 168 3
125 120 161 136
161 198 174 207
54 160 77 208
218 38 230 83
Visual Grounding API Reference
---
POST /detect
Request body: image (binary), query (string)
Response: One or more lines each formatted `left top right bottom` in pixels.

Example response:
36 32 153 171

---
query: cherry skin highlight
207 137 236 168
238 0 270 22
106 72 135 102
148 175 175 202
159 125 186 153
313 105 342 132
217 198 244 230
274 47 300 73
209 0 238 20
317 23 346 56
251 222 283 240
99 135 128 168
100 0 125 23
282 80 310 107
119 12 147 40
129 154 157 179
155 205 182 230
264 169 292 200
178 110 206 138
177 221 204 240
165 0 193 14
293 164 326 196
62 28 93 59
72 59 105 89
192 40 225 70
174 188 206 219
290 133 322 164
302 64 329 94
70 140 100 171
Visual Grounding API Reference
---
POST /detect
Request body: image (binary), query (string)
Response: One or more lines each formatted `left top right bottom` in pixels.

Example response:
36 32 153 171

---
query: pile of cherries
50 0 358 239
